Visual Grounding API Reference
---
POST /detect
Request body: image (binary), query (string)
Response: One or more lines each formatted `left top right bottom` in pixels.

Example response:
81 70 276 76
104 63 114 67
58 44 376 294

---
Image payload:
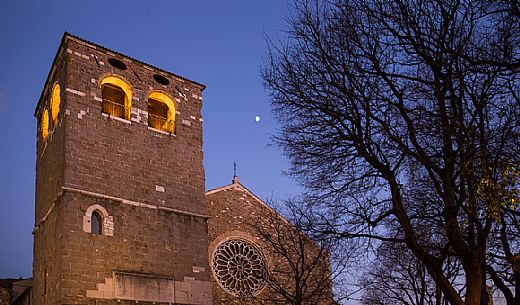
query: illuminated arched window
91 210 102 235
147 91 176 133
100 75 132 120
41 108 49 143
50 82 61 125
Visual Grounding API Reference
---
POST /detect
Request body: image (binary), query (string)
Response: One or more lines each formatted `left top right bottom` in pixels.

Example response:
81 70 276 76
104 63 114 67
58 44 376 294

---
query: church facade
32 33 332 305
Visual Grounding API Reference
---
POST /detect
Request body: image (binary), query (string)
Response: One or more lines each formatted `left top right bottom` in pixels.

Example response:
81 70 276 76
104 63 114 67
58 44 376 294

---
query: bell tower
33 33 212 305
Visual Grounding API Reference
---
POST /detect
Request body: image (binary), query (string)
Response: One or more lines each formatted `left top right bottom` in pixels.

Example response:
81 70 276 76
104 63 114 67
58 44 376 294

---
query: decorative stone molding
83 204 114 236
210 236 267 297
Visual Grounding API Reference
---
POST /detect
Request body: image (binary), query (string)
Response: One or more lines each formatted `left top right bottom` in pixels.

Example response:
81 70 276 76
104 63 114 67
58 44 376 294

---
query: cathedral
29 33 332 305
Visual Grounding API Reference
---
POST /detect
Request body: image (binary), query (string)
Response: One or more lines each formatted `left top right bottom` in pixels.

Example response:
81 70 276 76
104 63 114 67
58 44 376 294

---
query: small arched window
41 108 49 143
50 82 61 125
83 204 114 236
100 75 132 120
91 210 102 234
147 91 176 133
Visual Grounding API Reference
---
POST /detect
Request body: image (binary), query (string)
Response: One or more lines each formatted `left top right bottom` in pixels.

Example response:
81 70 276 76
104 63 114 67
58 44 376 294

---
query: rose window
212 239 266 296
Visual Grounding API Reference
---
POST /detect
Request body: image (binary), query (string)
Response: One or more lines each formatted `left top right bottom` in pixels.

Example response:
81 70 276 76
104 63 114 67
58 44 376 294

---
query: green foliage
477 163 519 221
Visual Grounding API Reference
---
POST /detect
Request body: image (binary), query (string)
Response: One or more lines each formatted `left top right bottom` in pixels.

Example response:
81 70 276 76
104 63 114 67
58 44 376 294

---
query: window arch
147 91 176 133
50 82 61 125
83 204 114 236
41 108 49 143
100 75 132 120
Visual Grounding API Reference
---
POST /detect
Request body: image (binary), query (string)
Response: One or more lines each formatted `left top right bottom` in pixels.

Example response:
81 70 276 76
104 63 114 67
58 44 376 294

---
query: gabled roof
205 176 289 224
206 176 265 204
35 32 205 116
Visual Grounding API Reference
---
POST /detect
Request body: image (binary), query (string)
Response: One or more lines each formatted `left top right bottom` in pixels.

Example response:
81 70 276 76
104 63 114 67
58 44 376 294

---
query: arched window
83 204 114 236
147 91 176 133
91 210 102 234
50 82 61 125
100 75 132 120
41 108 49 143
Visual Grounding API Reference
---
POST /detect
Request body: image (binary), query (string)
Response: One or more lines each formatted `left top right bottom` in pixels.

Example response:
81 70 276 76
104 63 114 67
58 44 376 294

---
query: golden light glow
41 108 49 143
50 82 61 124
100 75 132 119
148 91 176 133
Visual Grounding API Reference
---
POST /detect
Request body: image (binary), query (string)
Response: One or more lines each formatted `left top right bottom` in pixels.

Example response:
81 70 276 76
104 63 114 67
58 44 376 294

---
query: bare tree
362 241 463 305
248 201 347 305
262 1 520 305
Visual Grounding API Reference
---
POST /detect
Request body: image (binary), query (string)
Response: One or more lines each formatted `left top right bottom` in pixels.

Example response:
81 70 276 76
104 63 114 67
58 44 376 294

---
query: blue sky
0 0 302 278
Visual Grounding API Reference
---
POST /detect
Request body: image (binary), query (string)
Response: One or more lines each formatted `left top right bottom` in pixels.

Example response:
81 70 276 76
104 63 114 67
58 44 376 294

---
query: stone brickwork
206 178 334 305
33 33 211 305
206 179 285 304
0 287 9 305
206 180 283 304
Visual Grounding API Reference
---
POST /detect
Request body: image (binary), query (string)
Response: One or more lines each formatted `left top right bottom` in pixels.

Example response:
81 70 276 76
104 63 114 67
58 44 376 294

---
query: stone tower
33 33 212 305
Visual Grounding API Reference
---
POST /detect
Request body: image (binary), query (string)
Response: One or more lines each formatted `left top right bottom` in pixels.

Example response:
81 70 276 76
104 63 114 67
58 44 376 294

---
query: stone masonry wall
58 191 211 304
0 287 9 305
33 34 212 305
206 182 334 305
35 44 67 222
33 43 68 305
206 184 281 304
33 195 63 305
61 36 205 215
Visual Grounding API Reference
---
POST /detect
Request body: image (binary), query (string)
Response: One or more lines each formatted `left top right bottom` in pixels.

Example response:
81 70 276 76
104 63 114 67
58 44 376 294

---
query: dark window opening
153 74 170 86
107 58 127 70
148 98 170 132
101 84 126 118
91 211 102 235
43 265 47 295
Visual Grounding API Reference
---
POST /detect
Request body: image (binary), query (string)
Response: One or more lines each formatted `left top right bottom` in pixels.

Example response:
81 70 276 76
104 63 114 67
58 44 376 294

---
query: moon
255 115 261 122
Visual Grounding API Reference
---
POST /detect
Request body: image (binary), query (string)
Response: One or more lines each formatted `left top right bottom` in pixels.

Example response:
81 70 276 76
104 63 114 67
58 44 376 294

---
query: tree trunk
464 263 483 305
